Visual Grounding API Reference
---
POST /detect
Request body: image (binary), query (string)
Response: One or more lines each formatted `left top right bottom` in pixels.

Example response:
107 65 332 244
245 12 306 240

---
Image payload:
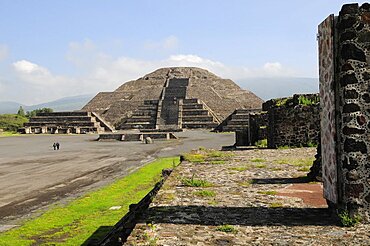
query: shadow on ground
138 206 338 226
251 176 312 184
82 226 113 246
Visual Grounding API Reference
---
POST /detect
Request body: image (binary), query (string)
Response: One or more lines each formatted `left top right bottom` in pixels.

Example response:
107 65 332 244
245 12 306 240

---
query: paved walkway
126 148 370 245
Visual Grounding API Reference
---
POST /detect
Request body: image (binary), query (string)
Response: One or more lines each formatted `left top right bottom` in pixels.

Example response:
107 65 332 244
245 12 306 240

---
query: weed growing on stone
228 166 249 171
269 202 283 208
298 166 311 172
255 164 267 169
216 225 238 233
193 190 216 197
251 158 265 163
338 210 361 227
182 153 205 163
209 160 226 165
298 95 319 106
256 139 268 148
181 149 233 164
258 190 277 195
182 174 212 187
237 180 253 187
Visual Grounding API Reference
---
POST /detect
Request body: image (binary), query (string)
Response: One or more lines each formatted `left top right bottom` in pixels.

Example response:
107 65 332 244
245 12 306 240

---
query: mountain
0 94 95 114
236 77 319 101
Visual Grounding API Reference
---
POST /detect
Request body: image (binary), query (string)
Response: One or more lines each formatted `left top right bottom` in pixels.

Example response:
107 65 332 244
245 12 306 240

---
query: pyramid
82 67 263 130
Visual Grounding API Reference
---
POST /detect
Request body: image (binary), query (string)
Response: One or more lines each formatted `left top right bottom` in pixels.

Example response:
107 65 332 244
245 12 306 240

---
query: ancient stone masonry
318 3 370 222
263 94 320 148
22 111 114 134
83 67 263 130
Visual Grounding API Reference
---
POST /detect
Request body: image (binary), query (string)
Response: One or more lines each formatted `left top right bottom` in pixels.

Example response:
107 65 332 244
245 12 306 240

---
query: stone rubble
126 148 370 245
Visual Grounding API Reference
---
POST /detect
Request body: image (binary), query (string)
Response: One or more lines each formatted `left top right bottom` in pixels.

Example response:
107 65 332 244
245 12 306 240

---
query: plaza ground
0 130 234 230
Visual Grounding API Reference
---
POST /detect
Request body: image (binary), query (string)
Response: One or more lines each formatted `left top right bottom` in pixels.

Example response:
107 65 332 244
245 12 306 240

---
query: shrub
338 210 361 227
216 225 237 233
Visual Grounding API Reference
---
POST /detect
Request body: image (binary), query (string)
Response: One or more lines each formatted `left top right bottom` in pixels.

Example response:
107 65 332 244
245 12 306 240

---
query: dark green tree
17 106 25 117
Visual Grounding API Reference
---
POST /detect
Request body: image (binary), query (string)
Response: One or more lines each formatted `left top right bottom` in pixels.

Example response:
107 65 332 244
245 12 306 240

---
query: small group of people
52 142 60 150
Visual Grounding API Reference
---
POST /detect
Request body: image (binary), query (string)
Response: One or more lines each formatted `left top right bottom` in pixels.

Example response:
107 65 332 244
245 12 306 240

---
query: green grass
216 225 238 233
255 164 267 169
193 190 216 197
0 156 180 246
181 148 234 164
0 131 21 137
0 114 28 132
251 158 265 163
269 202 283 208
258 190 277 195
228 166 250 171
276 158 314 168
338 210 362 227
256 139 267 148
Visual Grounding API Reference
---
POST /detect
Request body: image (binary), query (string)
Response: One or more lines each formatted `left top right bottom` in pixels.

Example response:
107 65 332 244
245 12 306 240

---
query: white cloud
0 44 9 62
7 39 298 105
144 35 179 51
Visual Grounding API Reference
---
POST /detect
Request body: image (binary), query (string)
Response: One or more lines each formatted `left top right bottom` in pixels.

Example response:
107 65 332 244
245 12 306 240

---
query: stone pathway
126 148 370 245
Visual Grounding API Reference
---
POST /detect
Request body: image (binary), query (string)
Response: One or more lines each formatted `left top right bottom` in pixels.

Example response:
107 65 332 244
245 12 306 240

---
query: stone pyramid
82 67 263 130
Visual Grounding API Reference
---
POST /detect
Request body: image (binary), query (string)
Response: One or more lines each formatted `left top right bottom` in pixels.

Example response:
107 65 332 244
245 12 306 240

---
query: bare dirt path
0 130 233 227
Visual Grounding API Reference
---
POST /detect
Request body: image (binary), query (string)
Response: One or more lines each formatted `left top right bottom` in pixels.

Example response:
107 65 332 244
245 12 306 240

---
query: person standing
53 143 56 150
56 142 60 150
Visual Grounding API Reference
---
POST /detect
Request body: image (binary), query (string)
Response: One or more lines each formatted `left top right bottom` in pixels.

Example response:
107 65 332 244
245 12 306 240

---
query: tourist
56 142 60 150
53 143 56 150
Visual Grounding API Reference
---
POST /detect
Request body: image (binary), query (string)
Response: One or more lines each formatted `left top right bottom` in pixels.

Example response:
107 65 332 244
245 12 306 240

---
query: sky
0 0 365 105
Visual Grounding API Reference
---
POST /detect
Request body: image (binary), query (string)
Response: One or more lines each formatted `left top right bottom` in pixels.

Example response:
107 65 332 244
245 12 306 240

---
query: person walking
53 143 56 150
56 142 60 150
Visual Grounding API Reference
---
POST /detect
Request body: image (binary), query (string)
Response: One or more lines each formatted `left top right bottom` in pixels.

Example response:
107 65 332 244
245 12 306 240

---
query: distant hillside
0 94 95 114
236 77 319 101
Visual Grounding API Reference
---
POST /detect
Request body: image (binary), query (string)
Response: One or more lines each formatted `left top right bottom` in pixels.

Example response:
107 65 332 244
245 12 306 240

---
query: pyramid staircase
118 77 220 130
213 109 261 132
23 111 113 134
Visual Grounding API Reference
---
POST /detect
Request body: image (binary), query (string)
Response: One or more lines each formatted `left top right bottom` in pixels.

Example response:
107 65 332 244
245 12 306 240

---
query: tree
26 108 54 118
17 106 25 117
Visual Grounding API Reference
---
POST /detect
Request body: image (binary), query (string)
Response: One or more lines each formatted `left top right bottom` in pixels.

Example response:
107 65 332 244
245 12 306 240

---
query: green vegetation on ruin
0 156 180 246
181 148 234 164
298 95 319 106
258 190 277 196
251 158 266 163
193 190 216 197
269 202 283 208
256 138 268 148
0 114 28 132
338 210 362 227
216 224 238 233
182 175 213 187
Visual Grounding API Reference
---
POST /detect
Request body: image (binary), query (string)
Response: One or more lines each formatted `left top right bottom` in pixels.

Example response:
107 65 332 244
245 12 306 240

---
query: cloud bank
6 38 301 105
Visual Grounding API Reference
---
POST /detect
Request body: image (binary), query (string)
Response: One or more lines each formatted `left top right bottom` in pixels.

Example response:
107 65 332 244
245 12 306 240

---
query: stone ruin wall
334 3 370 221
263 94 320 148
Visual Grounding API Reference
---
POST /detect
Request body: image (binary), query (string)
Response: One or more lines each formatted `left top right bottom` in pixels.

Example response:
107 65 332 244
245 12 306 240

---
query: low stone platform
125 148 370 245
98 132 177 141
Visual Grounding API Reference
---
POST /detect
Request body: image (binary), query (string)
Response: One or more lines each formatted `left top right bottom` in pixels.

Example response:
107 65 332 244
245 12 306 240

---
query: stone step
226 120 249 126
138 105 158 110
182 116 214 122
143 100 159 105
182 109 209 116
231 114 250 120
182 104 204 110
30 116 93 122
182 122 218 129
24 122 98 127
183 99 199 104
222 126 249 132
37 111 90 117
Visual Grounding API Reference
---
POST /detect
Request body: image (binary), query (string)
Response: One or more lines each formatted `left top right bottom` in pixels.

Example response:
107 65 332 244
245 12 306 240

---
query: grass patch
338 210 361 227
269 202 283 208
237 180 254 187
276 158 314 168
216 225 238 233
228 166 249 171
251 158 265 163
182 175 212 187
209 160 226 165
258 190 277 195
181 148 234 164
298 166 311 172
0 156 180 246
255 164 267 169
256 139 267 148
193 190 216 197
0 131 21 137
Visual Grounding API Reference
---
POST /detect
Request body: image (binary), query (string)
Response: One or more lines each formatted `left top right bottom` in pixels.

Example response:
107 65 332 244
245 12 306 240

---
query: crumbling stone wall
263 94 320 148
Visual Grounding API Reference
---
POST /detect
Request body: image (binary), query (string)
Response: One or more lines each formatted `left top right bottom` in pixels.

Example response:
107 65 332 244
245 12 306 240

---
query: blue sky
0 0 364 104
